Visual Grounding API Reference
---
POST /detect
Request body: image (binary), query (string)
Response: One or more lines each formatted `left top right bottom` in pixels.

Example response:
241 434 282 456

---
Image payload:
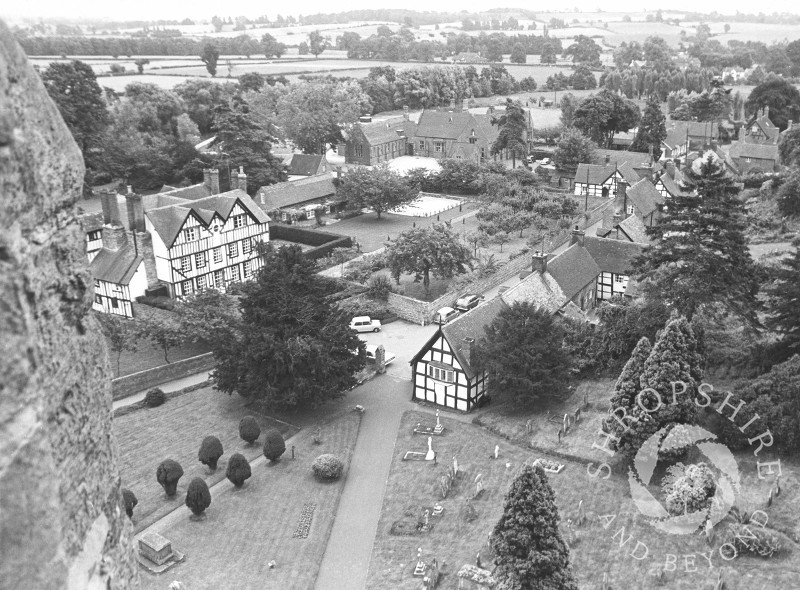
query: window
195 251 207 269
180 256 191 274
111 284 123 295
242 239 252 255
455 155 463 160
183 227 197 242
614 274 625 283
355 144 363 157
230 265 241 282
94 279 100 288
243 260 252 279
181 280 193 296
434 141 444 153
418 140 424 151
480 148 486 159
196 274 207 290
213 270 225 289
469 137 477 144
627 204 635 215
88 230 101 241
213 247 223 264
95 294 102 304
228 242 239 258
427 364 455 383
232 215 247 229
110 298 119 309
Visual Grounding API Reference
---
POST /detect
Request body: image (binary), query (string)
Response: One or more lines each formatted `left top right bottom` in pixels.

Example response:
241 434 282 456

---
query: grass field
138 410 362 590
369 389 800 590
114 385 300 533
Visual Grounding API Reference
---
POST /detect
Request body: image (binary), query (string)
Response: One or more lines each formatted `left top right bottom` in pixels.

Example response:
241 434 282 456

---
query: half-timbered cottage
744 107 779 144
79 212 104 262
573 162 639 198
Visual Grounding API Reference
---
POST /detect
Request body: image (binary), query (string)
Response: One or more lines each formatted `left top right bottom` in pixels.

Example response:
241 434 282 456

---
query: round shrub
156 459 184 497
185 477 211 516
263 430 286 462
226 453 252 488
121 488 137 519
198 436 224 470
144 388 166 408
239 416 261 445
312 454 344 481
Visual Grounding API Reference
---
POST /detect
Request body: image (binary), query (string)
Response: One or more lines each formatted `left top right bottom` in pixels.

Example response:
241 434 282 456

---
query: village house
743 106 779 144
344 109 417 166
255 175 340 223
411 102 504 163
80 212 104 262
286 154 331 180
661 124 690 162
727 141 781 174
573 161 639 198
662 120 718 155
653 161 693 200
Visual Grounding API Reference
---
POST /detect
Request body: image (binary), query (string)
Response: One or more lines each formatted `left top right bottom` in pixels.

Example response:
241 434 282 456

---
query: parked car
365 344 396 366
455 294 482 312
350 316 381 333
434 307 460 325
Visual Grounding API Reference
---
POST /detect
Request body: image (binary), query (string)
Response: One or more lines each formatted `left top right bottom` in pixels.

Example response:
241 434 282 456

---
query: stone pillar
0 21 139 590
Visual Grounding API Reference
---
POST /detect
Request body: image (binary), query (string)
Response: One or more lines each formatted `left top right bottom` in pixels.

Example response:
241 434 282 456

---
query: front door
434 382 450 407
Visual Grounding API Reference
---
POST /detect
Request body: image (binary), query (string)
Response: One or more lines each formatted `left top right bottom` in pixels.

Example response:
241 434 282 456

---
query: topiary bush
727 523 783 558
239 416 261 445
226 453 252 488
185 477 211 516
156 459 184 497
263 429 286 462
198 435 224 470
144 387 166 408
121 488 137 519
312 454 344 481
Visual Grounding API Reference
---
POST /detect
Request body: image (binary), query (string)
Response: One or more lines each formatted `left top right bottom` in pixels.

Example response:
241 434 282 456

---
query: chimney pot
532 250 548 274
571 226 585 247
126 184 132 195
237 167 247 194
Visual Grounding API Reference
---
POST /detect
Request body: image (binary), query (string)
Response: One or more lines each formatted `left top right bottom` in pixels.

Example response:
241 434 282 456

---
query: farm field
95 74 209 91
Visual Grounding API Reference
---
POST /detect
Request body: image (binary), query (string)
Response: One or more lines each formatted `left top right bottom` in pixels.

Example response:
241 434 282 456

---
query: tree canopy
553 127 597 170
563 34 601 67
212 245 365 408
201 43 220 77
337 164 416 219
631 93 667 159
491 98 528 167
573 89 640 148
746 75 800 131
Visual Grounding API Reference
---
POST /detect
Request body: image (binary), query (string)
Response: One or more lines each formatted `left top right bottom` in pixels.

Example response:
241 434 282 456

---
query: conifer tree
766 237 800 355
491 464 578 590
631 93 667 160
604 337 651 455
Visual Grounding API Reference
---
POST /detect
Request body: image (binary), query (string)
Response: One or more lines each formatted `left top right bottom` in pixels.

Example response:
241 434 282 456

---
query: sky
4 0 800 22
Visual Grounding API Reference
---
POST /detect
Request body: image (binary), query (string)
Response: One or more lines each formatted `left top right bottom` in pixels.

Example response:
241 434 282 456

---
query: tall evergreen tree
635 154 759 324
604 336 651 455
766 237 800 355
491 98 528 168
491 464 579 590
631 93 667 160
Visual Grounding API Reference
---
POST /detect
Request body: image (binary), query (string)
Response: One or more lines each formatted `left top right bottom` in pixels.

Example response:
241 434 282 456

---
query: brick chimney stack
99 190 127 251
236 166 247 194
570 225 585 247
532 250 548 274
210 168 220 194
124 187 145 233
463 337 475 366
203 169 212 192
403 105 409 121
764 105 770 119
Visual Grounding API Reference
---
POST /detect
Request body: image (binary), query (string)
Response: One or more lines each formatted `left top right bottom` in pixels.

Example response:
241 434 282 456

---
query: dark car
455 295 482 312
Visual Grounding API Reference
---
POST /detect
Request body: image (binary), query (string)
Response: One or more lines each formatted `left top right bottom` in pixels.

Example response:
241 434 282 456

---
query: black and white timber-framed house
573 162 639 198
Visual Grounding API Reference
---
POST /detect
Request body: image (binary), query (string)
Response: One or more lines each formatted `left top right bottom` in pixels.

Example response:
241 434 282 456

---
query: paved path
112 370 213 410
314 374 412 590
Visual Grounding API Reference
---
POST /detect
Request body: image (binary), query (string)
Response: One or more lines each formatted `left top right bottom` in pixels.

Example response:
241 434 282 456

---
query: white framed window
434 141 444 153
181 280 193 296
355 144 363 157
180 256 191 274
427 364 455 383
614 274 624 283
418 140 424 151
213 270 225 289
196 274 208 290
233 215 247 229
231 265 241 282
228 242 239 258
195 251 207 270
627 204 635 215
242 239 252 255
88 230 101 241
94 294 102 304
183 227 197 242
243 260 252 278
213 247 223 264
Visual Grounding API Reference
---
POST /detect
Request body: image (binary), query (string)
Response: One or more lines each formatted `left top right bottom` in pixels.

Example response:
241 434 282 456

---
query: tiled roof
288 154 325 176
546 242 602 302
157 182 213 201
583 236 646 275
656 171 692 197
663 125 689 149
501 268 567 312
617 214 651 244
594 149 654 167
747 114 779 142
90 243 143 285
729 141 779 161
79 212 104 233
415 110 474 140
358 117 415 145
256 176 337 212
440 296 508 379
575 163 614 185
626 178 662 217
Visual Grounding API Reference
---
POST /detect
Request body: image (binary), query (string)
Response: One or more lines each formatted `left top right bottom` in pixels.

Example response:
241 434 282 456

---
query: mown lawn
139 411 362 590
368 400 800 590
114 386 299 533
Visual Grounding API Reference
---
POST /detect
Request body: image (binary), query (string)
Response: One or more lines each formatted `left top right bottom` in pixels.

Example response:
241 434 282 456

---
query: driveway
357 320 438 380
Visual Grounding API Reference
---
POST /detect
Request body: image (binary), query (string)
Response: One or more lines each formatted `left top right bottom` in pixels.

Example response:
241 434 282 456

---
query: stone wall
112 352 215 401
0 22 139 590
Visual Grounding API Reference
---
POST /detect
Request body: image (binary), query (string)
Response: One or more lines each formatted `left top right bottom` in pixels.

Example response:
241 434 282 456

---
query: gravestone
434 410 444 434
494 445 500 460
576 500 586 526
526 419 534 434
474 474 484 497
574 408 581 423
375 344 387 374
413 547 426 577
139 532 173 566
425 436 436 461
453 456 459 476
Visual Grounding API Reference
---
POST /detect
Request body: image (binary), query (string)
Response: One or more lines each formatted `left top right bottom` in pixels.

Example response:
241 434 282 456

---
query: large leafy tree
635 155 759 324
338 164 415 219
510 42 527 64
553 127 597 170
213 96 286 193
491 99 528 168
573 89 640 147
745 74 800 131
563 34 601 67
174 79 237 135
777 169 800 217
491 464 579 590
260 33 286 58
385 224 471 296
212 245 365 408
631 93 667 159
475 302 571 403
201 43 220 77
778 125 800 167
308 30 326 58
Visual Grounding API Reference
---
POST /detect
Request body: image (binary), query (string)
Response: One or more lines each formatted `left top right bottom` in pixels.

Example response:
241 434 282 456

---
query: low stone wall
111 352 215 400
269 223 352 260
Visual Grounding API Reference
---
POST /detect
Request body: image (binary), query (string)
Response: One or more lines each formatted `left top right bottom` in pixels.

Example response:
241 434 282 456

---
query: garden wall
111 352 215 400
269 223 352 260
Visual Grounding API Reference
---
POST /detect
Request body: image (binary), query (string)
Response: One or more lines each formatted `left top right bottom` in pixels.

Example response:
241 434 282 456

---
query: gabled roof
617 214 651 244
501 268 567 312
663 125 689 149
357 117 415 145
256 175 337 212
655 171 693 198
728 141 780 161
439 296 508 379
746 113 779 142
583 236 646 275
594 149 654 168
626 178 663 217
288 154 326 177
157 182 213 201
546 243 602 302
415 110 475 140
575 162 639 186
90 243 143 285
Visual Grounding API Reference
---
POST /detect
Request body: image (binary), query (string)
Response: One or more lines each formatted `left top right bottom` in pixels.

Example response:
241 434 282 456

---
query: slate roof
546 243 602 302
594 149 654 168
439 296 508 379
357 117 415 145
626 178 663 217
656 171 692 197
287 154 326 177
157 183 213 201
500 268 567 312
415 110 475 140
617 214 651 244
90 243 143 285
146 188 269 247
256 176 337 212
663 125 689 149
575 162 639 186
746 113 779 142
583 236 646 275
79 212 104 233
729 141 780 162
